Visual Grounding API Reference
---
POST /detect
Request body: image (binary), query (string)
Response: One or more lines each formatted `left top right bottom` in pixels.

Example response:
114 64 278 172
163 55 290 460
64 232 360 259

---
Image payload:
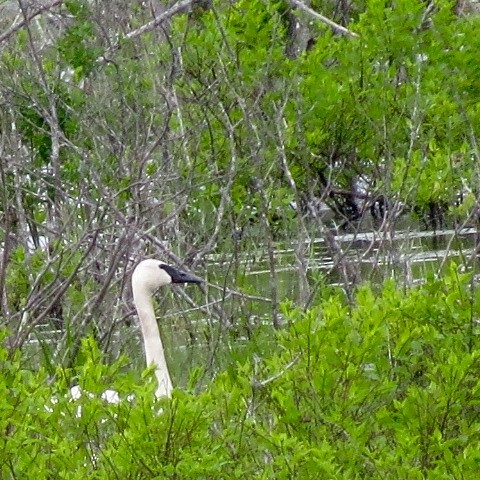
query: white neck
132 286 173 398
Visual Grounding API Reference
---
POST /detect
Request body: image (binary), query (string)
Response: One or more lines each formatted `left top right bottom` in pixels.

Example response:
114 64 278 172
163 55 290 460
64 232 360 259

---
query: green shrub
2 268 480 477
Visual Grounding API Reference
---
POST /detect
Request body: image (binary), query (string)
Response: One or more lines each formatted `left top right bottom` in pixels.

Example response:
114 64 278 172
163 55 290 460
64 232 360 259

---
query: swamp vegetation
1 0 480 477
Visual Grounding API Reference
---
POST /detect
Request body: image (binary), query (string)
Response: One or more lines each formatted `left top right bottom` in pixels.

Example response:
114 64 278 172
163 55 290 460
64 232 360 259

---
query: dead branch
0 0 64 45
102 0 195 60
289 0 359 38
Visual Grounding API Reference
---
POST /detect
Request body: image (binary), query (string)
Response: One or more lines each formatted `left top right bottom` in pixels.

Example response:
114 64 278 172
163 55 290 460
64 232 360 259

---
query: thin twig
289 0 359 38
102 0 194 60
251 356 300 388
0 0 64 45
207 283 272 303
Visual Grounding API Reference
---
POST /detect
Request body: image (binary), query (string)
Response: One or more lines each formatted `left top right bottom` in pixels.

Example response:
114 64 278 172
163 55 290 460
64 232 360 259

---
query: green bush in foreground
2 266 480 478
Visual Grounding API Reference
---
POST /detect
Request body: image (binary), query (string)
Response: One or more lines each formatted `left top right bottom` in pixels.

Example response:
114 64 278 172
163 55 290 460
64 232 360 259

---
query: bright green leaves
268 271 480 476
2 268 480 477
392 148 456 206
2 0 480 477
57 1 101 78
283 0 478 217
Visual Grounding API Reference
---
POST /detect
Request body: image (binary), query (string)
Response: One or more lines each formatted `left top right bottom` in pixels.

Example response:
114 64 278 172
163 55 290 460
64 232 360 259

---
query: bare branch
0 0 64 45
289 0 359 38
251 356 300 388
207 283 272 304
102 0 195 60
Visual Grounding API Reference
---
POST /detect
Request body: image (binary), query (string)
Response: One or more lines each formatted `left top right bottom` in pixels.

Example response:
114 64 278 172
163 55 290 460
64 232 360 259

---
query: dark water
23 227 480 388
165 227 480 387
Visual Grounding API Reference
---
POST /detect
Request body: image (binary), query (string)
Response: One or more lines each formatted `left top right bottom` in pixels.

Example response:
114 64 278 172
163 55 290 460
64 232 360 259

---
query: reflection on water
207 227 480 299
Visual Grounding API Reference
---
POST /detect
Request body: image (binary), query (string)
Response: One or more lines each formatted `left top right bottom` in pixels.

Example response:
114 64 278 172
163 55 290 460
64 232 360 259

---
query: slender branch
274 101 311 307
102 0 195 60
251 356 300 388
289 0 359 38
0 133 12 317
12 227 100 350
207 283 272 303
0 0 64 45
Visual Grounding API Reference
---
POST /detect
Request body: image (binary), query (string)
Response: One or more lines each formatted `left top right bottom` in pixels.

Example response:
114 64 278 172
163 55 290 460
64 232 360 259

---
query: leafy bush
2 267 480 478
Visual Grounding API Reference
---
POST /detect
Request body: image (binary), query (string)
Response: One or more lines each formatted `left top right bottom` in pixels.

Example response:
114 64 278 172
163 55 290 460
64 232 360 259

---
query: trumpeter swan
131 259 203 398
65 259 202 407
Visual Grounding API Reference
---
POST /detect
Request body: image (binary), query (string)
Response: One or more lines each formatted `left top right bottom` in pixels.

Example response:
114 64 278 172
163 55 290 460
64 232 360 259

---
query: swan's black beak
161 264 203 284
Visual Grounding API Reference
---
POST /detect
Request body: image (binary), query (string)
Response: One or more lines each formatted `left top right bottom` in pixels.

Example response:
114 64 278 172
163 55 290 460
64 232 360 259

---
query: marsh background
1 0 480 477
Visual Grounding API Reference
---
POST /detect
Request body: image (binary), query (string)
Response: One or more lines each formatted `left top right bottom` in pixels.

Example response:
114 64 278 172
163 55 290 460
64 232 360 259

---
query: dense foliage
1 0 480 477
2 268 480 478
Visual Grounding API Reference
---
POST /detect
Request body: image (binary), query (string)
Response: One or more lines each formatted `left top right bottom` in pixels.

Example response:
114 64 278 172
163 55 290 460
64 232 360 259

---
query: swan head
132 259 202 292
